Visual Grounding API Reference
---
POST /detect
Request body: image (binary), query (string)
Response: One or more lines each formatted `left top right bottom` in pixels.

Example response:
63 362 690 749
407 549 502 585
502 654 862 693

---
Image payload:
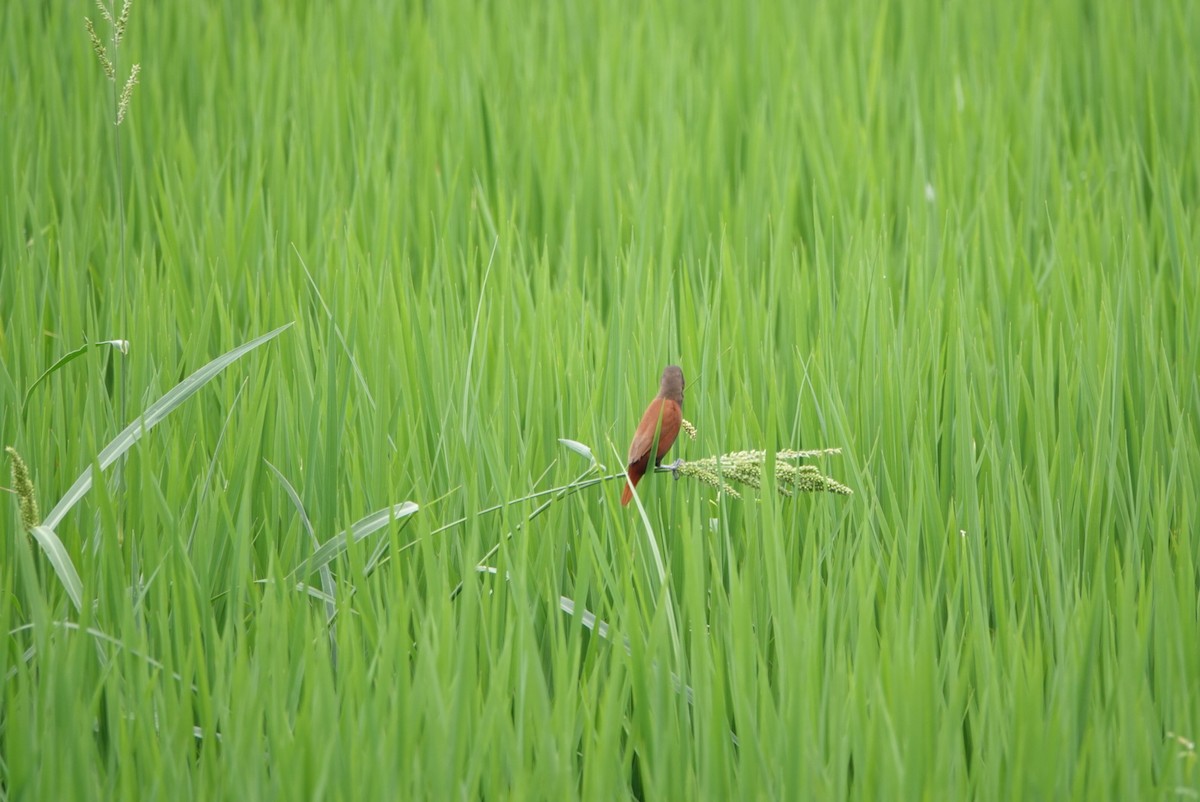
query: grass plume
667 448 852 500
86 2 140 123
116 63 140 126
115 0 132 45
84 17 114 80
6 447 40 531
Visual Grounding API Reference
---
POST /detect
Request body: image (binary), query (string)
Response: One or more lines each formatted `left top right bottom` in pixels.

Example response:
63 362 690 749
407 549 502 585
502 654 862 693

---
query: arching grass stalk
85 0 140 533
448 463 605 600
447 437 852 602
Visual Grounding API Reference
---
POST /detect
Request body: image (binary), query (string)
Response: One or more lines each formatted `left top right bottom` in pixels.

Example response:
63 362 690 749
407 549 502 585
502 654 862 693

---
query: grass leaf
292 502 419 579
21 339 129 415
41 323 293 531
27 526 84 613
558 438 599 466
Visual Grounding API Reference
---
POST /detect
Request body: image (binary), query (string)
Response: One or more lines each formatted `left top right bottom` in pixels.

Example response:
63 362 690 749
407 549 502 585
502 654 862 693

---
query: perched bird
621 365 685 506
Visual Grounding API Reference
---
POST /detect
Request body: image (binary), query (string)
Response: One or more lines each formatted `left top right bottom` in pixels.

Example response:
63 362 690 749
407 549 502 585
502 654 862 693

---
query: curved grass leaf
265 459 338 666
292 502 419 579
21 339 129 415
28 526 84 613
558 438 599 466
559 596 710 721
41 323 293 531
8 620 195 690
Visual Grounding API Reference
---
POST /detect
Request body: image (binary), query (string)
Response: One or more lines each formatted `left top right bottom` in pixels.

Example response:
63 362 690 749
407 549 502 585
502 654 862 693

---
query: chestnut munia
621 365 685 506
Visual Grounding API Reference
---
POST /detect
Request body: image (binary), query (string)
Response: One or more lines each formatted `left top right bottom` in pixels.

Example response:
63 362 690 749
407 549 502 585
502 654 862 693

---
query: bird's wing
627 398 666 465
655 400 683 460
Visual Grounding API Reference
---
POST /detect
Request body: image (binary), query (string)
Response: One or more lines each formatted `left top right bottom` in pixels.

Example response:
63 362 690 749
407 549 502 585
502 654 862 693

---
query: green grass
3 0 1199 798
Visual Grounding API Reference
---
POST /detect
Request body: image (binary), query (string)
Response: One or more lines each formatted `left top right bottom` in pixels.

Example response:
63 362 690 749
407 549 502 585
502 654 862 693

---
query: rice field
2 0 1198 798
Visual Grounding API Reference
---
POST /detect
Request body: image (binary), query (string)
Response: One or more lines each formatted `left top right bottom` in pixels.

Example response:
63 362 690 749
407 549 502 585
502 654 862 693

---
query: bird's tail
622 462 647 506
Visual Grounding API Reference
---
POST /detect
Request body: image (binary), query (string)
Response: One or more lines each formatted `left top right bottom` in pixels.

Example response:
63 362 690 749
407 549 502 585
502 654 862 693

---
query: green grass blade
558 438 600 467
264 459 316 540
20 339 128 415
291 502 419 579
265 459 338 647
27 526 84 613
40 323 293 531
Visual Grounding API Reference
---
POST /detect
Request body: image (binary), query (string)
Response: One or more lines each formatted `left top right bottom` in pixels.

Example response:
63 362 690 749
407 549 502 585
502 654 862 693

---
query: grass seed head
670 447 851 499
115 0 132 46
93 0 114 25
6 446 41 531
85 17 115 80
116 63 140 125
